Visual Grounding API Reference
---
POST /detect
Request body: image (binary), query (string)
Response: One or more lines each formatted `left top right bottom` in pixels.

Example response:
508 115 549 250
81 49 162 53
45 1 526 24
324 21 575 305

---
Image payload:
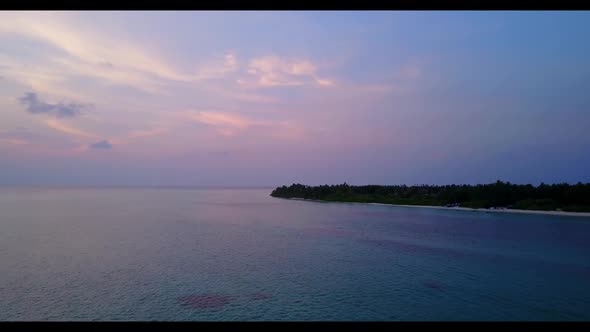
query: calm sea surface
0 188 589 321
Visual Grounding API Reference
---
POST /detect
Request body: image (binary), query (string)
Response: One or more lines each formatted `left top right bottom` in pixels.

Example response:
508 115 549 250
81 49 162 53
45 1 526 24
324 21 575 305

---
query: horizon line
0 185 277 190
1 180 589 190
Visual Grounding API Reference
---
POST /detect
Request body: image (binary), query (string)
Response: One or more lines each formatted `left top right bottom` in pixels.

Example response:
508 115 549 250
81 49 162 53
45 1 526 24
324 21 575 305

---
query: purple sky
1 11 589 187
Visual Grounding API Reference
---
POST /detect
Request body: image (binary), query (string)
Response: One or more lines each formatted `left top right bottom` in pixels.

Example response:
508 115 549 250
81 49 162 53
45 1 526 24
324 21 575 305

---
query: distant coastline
270 182 590 217
283 197 590 218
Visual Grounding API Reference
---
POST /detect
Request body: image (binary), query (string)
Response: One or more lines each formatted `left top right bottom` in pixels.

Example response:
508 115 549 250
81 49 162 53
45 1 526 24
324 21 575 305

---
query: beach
288 198 590 218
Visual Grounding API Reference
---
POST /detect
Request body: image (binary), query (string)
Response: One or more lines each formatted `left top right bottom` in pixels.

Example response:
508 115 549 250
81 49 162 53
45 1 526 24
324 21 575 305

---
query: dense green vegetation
270 181 590 212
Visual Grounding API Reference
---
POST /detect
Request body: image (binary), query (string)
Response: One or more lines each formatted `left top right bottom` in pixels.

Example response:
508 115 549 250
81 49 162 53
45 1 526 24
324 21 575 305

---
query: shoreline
283 197 590 218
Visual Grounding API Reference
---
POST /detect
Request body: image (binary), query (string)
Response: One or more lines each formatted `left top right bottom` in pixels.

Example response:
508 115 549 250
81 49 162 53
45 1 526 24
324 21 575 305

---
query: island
270 181 590 214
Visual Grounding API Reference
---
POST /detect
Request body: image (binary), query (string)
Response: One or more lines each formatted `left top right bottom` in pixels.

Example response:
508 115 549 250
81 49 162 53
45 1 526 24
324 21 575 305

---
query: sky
1 11 589 187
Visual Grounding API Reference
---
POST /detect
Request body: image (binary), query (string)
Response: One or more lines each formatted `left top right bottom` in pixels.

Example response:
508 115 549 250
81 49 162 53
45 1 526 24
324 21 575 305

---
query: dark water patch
177 294 233 309
423 281 444 291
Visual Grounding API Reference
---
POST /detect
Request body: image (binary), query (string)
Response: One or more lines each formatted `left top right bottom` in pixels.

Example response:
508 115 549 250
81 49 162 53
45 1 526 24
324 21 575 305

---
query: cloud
190 111 252 130
194 53 238 80
0 56 92 101
0 15 242 96
1 12 335 110
45 118 98 139
18 92 87 118
89 140 112 149
0 13 197 97
0 13 192 83
50 57 166 95
243 56 335 88
184 110 305 140
315 78 335 86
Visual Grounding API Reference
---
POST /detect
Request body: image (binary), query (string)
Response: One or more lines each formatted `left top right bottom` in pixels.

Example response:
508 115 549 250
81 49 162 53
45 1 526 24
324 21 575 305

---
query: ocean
0 187 588 321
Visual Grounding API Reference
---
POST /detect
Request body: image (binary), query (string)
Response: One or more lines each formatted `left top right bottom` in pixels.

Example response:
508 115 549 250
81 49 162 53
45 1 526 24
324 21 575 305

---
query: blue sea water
0 187 589 321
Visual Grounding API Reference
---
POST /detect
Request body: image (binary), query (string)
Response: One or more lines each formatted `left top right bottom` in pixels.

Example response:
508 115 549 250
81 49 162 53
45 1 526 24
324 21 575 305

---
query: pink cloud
45 118 98 139
244 55 335 88
194 52 238 80
183 110 306 140
190 111 252 130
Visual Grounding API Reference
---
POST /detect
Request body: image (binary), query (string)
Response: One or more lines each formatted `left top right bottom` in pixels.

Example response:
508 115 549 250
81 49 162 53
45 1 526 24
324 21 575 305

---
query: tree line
270 181 590 212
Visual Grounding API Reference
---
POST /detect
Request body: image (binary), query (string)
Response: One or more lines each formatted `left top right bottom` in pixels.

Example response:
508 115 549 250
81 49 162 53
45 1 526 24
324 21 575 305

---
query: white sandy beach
287 198 590 218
